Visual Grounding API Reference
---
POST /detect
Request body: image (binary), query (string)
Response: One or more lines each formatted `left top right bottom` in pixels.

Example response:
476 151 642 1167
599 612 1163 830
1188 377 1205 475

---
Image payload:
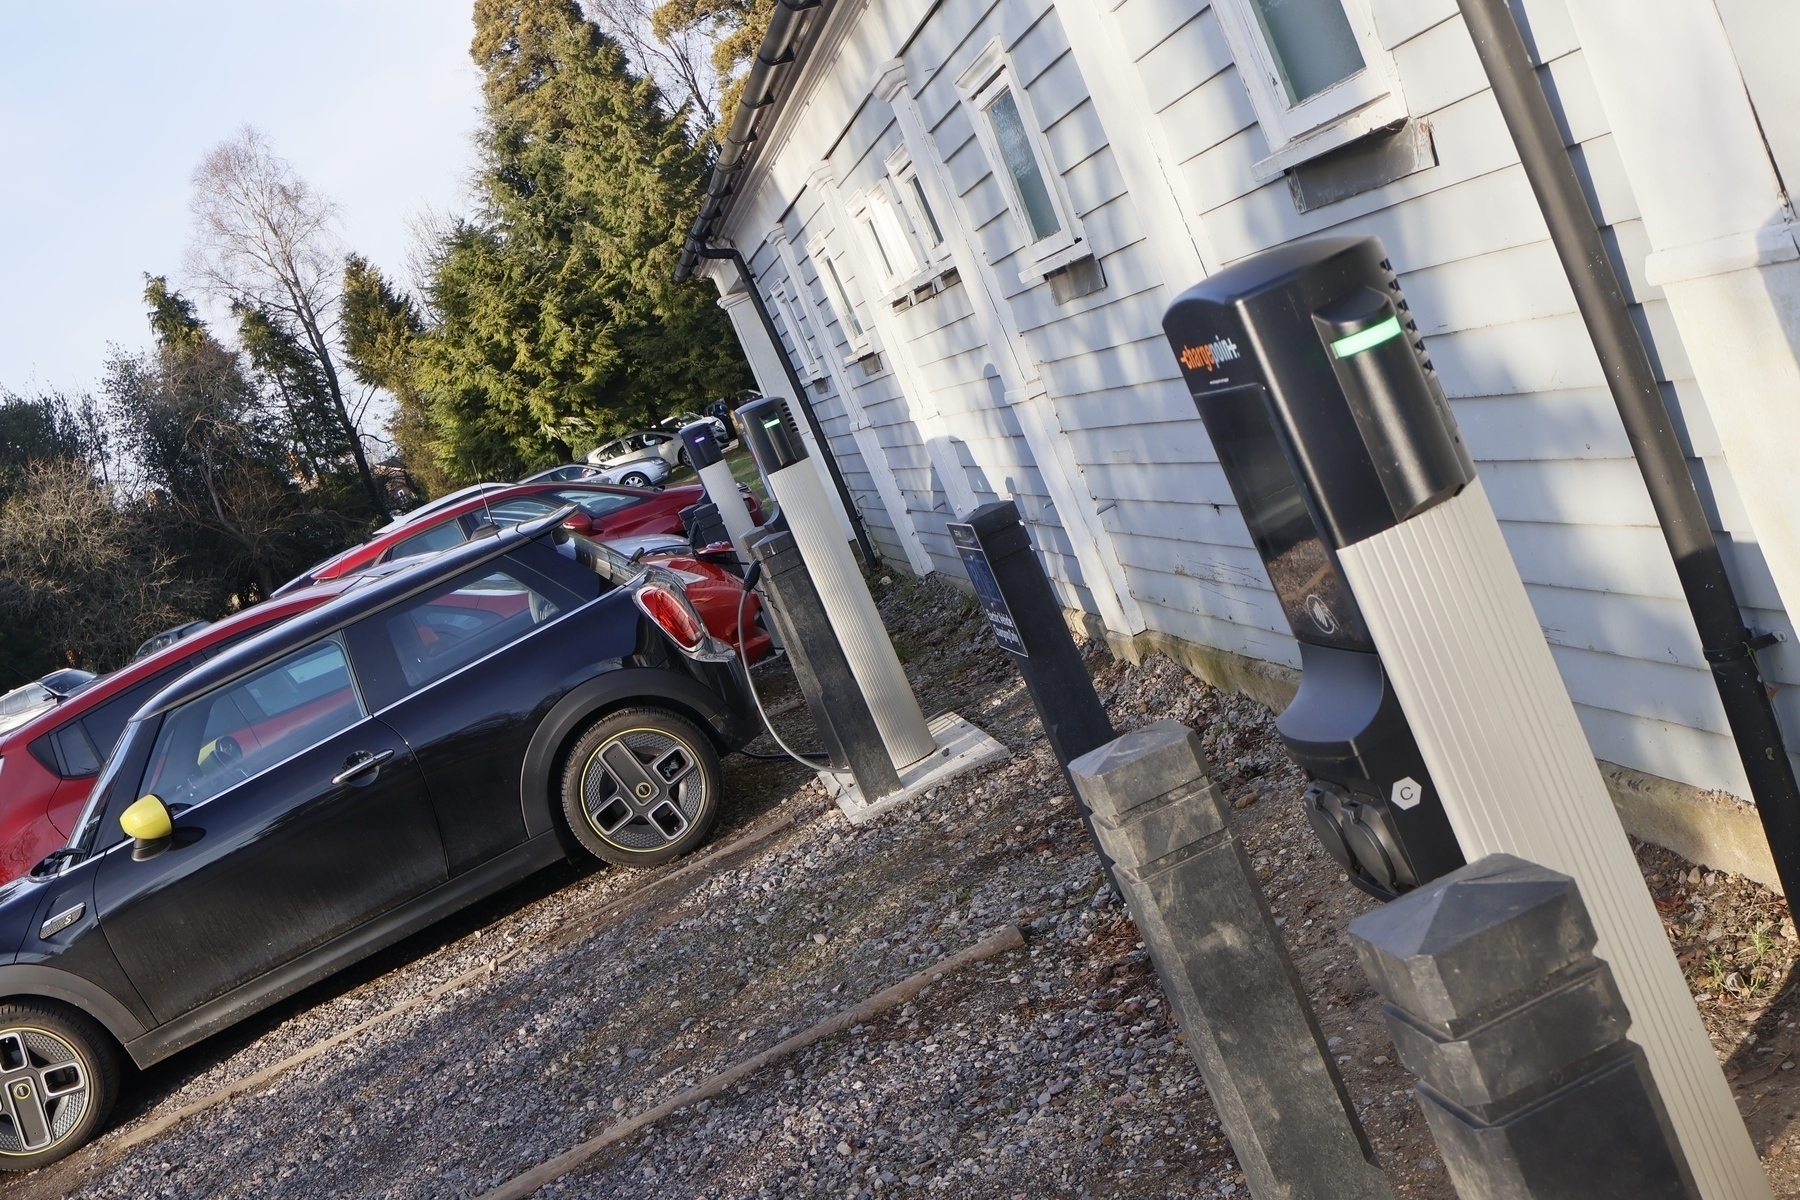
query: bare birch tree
582 0 722 131
185 127 385 513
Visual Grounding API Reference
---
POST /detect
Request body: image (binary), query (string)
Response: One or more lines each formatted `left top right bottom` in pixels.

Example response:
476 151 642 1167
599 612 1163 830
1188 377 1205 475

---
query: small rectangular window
1247 0 1365 103
910 176 944 246
821 255 864 339
1211 0 1406 174
984 89 1061 242
865 220 895 277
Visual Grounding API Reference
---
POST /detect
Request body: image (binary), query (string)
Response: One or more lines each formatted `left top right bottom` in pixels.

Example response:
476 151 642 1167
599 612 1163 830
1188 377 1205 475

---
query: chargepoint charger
735 396 1007 822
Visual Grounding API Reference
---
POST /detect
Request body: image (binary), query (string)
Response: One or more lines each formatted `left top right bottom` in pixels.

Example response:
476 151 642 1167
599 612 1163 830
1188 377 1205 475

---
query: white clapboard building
682 0 1800 883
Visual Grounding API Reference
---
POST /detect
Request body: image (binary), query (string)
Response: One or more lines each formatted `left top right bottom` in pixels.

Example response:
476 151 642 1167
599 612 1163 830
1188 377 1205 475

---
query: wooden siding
709 0 1796 802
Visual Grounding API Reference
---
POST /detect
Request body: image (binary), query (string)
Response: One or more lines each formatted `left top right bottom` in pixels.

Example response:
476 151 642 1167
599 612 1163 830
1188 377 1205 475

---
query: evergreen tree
342 254 452 499
414 0 750 482
649 0 770 136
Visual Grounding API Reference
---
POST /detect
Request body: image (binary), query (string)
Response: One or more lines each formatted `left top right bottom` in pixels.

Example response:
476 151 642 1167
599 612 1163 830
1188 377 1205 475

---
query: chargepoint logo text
1178 337 1241 373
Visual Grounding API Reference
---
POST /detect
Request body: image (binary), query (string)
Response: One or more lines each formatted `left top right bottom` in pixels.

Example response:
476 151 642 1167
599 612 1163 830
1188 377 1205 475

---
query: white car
0 669 96 736
588 430 683 471
523 459 670 488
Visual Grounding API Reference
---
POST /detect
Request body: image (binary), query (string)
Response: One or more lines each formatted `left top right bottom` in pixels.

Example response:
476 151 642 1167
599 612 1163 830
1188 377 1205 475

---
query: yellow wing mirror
120 795 172 845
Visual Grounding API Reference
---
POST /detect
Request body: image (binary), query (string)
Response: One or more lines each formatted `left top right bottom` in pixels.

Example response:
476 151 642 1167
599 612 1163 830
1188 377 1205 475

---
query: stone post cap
1346 854 1598 1034
1068 719 1208 821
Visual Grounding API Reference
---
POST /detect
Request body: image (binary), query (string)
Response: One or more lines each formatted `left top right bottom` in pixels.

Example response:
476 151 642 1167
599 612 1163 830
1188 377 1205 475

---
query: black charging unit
1162 236 1471 899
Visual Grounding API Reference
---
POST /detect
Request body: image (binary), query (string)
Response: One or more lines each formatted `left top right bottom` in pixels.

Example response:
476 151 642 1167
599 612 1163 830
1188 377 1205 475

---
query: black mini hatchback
0 514 757 1168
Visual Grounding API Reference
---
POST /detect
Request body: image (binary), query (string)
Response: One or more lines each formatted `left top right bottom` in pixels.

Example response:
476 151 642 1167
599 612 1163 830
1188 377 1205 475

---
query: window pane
52 725 101 778
985 88 1061 242
910 176 944 246
389 520 469 563
483 496 559 525
1247 0 1365 103
865 219 895 278
375 570 563 695
76 665 185 772
552 490 640 517
141 639 363 810
822 256 864 338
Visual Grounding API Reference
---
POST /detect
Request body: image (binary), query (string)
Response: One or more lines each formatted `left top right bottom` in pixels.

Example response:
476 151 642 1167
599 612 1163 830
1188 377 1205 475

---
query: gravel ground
6 570 1798 1199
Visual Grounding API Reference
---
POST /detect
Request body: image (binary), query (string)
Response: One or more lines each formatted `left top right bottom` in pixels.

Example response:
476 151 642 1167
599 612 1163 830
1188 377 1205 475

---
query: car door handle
332 749 396 786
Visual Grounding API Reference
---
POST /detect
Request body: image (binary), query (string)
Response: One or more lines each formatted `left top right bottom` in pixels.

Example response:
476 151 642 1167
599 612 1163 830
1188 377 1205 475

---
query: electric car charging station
1163 241 1464 899
735 396 1006 822
1162 234 1763 1195
680 419 759 561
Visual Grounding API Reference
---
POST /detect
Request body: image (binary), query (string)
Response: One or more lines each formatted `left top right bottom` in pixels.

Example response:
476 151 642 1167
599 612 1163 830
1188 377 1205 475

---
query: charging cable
735 561 829 765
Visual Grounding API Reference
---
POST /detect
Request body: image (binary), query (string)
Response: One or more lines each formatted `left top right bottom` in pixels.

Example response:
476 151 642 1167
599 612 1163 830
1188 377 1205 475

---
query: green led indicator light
763 417 783 429
1331 315 1405 358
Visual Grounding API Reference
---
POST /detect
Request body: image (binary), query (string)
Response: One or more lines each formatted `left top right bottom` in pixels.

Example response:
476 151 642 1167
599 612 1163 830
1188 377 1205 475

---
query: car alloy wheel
621 471 651 488
560 708 721 866
0 1003 119 1171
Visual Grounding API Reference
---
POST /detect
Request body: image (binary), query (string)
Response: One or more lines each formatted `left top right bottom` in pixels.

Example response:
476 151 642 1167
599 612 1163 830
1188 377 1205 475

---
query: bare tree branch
185 127 386 514
582 0 722 133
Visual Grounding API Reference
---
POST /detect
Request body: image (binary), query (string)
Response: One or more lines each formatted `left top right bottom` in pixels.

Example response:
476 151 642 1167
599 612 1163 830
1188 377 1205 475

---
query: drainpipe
695 246 878 568
1456 0 1800 906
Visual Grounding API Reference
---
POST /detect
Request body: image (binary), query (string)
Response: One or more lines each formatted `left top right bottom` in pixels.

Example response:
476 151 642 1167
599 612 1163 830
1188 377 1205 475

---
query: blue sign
948 521 1028 658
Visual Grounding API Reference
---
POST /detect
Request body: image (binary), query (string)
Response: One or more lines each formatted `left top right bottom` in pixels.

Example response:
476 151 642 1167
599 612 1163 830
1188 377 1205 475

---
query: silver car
588 430 683 472
522 460 670 488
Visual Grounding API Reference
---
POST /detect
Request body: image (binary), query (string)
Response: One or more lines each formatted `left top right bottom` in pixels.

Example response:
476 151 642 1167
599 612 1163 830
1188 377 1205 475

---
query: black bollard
1347 854 1700 1200
1070 720 1396 1200
749 528 901 801
950 502 1119 883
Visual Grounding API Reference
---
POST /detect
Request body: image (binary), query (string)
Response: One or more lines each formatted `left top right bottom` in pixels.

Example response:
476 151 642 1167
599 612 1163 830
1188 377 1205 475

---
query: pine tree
415 0 750 481
342 255 453 499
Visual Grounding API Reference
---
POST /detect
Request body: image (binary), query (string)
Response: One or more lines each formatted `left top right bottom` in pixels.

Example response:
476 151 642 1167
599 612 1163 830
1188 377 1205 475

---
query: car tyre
0 1001 120 1172
560 707 722 867
620 471 652 489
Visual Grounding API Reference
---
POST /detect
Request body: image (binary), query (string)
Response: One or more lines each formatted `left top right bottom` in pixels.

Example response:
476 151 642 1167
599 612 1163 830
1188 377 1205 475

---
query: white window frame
954 39 1090 285
884 143 954 270
1211 0 1408 179
804 229 876 361
770 277 825 382
845 182 926 300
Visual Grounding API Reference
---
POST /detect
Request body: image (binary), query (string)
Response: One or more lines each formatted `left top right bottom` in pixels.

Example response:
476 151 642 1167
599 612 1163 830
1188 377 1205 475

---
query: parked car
129 621 211 663
584 535 772 664
522 457 670 488
0 514 757 1168
0 671 96 738
272 481 763 596
588 429 682 472
0 582 370 884
657 411 730 451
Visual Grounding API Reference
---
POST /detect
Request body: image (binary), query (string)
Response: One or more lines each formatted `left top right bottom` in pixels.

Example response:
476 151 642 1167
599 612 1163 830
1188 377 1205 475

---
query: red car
275 482 764 595
0 578 364 884
582 535 772 665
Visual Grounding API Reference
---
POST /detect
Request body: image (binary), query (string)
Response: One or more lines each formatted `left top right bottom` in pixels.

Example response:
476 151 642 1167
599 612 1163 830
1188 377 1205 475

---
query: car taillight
634 584 706 651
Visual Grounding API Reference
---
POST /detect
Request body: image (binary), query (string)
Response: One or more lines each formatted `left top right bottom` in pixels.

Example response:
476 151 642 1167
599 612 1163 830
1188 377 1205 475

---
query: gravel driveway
7 570 1787 1200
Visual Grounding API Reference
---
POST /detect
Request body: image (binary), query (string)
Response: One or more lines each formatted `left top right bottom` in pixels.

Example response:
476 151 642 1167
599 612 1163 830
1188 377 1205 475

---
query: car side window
552 490 639 517
138 638 365 812
345 564 573 710
386 520 469 563
481 496 560 525
29 663 190 780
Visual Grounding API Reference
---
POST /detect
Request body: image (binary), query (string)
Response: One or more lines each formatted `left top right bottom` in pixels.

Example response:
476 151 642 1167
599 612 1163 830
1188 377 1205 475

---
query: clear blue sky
0 2 483 395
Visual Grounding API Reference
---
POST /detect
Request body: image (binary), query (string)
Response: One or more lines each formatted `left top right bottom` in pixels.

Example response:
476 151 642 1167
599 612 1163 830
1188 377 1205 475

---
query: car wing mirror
120 794 172 856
